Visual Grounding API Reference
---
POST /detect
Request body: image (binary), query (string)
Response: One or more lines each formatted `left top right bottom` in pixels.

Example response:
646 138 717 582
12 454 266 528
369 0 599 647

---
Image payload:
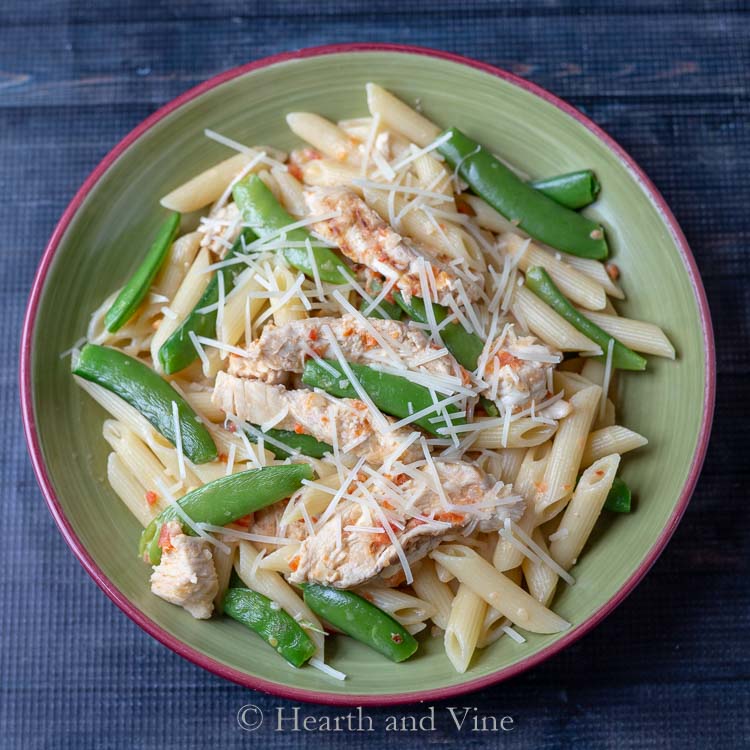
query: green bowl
20 44 715 705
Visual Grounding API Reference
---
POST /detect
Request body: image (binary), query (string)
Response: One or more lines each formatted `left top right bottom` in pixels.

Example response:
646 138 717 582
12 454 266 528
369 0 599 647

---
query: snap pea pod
245 426 332 460
233 175 352 284
301 359 466 436
393 293 499 417
139 464 313 564
73 343 217 464
105 212 181 332
393 292 483 370
525 267 647 371
529 170 600 210
223 588 316 668
438 127 608 259
302 584 418 663
158 229 257 374
604 477 632 513
362 281 403 321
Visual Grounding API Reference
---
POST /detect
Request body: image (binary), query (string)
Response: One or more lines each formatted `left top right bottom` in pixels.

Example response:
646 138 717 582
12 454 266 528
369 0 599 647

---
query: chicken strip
228 314 461 385
304 187 482 305
150 521 218 619
287 461 524 589
212 371 423 465
483 332 562 414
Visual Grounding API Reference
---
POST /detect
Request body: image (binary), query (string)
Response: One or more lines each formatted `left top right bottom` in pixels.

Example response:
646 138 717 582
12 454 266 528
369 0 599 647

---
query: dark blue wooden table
2 2 748 747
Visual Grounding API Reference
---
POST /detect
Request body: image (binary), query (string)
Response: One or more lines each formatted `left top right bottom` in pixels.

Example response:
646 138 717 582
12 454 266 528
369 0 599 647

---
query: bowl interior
28 50 709 700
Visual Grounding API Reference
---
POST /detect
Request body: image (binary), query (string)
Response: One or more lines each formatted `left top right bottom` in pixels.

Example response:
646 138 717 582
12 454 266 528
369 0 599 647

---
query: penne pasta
576 310 676 359
431 545 570 634
444 584 486 673
160 150 274 212
365 82 441 147
535 385 602 523
473 417 558 449
106 452 159 528
549 454 620 570
410 559 454 631
357 586 436 626
565 255 625 299
582 425 648 467
512 286 601 352
287 112 356 163
522 528 558 606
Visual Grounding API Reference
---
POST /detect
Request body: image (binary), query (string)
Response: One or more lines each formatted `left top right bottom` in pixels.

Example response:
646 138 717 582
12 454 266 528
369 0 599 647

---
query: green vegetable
139 464 313 564
529 170 600 210
438 127 608 259
604 477 632 513
362 281 403 321
393 292 497 416
158 229 256 374
224 588 316 667
301 358 466 436
233 175 352 283
524 267 647 371
245 426 332 460
105 212 181 332
393 293 483 370
73 343 217 464
302 584 418 663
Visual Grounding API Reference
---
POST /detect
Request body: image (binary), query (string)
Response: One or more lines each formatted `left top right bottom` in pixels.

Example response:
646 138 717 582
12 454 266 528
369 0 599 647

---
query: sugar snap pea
105 212 181 332
438 128 608 259
73 343 217 464
139 464 313 564
302 584 418 663
530 170 600 210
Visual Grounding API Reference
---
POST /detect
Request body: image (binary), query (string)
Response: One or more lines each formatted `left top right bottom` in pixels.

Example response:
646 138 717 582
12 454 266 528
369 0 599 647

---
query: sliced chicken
484 333 562 413
304 187 482 305
287 461 524 589
212 371 423 465
150 521 218 619
228 314 460 385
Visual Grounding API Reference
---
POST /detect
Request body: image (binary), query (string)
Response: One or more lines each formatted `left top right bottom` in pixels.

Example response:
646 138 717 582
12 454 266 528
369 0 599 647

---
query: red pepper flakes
391 633 404 644
145 490 159 506
605 262 620 281
218 453 228 464
227 422 237 433
289 555 300 572
294 424 305 435
158 523 174 552
455 197 475 216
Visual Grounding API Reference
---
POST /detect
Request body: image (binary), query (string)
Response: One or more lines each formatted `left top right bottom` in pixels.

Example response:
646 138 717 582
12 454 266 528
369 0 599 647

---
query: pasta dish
69 84 675 677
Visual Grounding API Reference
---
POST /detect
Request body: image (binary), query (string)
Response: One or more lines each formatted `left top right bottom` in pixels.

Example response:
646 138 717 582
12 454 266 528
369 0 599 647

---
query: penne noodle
535 385 602 523
444 584 486 673
565 255 625 299
576 309 676 359
152 231 202 302
301 159 362 190
212 541 237 614
271 166 307 218
473 417 559 449
161 150 275 212
549 454 620 570
512 286 601 353
150 247 212 369
410 559 454 631
102 419 171 512
501 233 607 311
357 586 436 626
106 452 158 528
431 545 570 634
582 425 648 467
493 443 551 571
259 543 301 574
366 83 441 147
271 265 307 326
522 528 558 606
287 112 356 163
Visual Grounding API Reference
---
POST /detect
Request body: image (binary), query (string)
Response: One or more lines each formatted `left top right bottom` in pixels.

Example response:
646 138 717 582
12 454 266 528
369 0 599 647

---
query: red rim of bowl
19 42 716 706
